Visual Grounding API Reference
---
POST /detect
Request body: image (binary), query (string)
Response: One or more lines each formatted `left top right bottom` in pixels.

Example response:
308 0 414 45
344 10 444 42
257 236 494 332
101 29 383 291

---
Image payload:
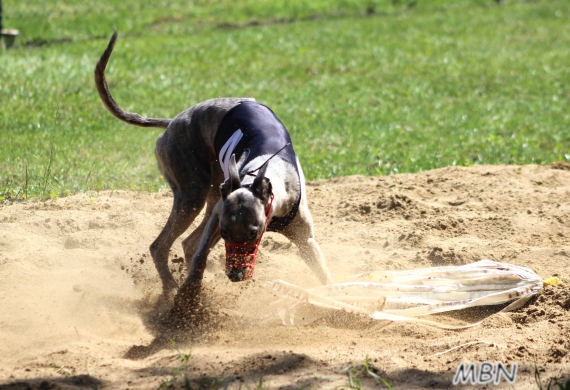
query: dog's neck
240 155 300 219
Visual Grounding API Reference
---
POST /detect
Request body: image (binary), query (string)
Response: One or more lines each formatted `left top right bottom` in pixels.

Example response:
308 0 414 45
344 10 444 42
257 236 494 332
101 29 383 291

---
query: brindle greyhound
94 32 332 308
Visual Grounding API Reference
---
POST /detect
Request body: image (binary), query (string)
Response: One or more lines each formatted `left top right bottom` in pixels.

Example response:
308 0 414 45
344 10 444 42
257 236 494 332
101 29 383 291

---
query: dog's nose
226 267 246 282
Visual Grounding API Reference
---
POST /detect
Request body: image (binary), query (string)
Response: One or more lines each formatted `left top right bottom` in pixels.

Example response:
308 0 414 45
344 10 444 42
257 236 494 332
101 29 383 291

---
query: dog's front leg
173 205 222 311
285 205 333 285
296 236 333 285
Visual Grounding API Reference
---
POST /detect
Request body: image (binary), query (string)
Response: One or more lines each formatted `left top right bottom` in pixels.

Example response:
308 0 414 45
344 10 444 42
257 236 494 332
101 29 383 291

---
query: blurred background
0 0 568 200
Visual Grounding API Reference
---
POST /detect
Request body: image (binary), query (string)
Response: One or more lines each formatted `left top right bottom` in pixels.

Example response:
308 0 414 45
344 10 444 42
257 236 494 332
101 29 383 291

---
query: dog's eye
248 227 258 240
220 228 228 239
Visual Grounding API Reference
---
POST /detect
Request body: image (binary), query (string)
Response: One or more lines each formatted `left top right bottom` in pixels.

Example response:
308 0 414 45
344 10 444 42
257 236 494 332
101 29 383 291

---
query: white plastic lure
264 260 544 329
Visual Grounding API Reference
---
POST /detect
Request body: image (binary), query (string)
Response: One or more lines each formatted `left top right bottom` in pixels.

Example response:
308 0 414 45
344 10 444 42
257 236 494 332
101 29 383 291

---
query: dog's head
219 155 272 282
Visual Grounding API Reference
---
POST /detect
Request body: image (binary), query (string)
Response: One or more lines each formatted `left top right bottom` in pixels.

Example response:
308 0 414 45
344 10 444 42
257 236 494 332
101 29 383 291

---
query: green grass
4 0 405 42
534 365 570 390
1 0 569 200
342 356 392 389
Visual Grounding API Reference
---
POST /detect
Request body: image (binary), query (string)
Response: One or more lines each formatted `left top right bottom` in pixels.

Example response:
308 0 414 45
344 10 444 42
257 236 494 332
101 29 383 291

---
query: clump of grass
159 339 193 389
342 356 392 389
159 340 268 389
49 363 72 375
534 365 570 390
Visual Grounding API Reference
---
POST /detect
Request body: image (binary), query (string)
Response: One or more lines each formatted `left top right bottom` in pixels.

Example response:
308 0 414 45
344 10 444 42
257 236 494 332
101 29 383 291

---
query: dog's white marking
296 156 306 201
219 129 243 180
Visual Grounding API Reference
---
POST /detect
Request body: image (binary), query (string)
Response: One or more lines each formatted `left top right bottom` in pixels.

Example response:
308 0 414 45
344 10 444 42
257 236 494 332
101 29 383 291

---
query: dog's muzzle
224 195 273 282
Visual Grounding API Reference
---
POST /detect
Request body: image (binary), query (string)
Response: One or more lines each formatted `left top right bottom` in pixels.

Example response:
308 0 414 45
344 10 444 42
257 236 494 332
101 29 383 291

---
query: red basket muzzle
224 195 273 282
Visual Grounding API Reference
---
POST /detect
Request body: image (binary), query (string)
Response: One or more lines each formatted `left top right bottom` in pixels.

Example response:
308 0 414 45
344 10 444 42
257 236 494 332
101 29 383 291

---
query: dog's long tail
94 31 172 129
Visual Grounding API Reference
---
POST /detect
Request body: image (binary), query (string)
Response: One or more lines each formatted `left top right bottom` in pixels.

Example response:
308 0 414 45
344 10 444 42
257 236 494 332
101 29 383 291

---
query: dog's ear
237 149 250 181
252 162 272 204
220 180 231 200
228 154 241 189
220 154 241 200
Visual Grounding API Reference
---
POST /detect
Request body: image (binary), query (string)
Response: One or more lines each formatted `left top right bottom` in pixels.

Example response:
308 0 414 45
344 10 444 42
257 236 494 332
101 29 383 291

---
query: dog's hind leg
150 188 208 294
150 130 211 295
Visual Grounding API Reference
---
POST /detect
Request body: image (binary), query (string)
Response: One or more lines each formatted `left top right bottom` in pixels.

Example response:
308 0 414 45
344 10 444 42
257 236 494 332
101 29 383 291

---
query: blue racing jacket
214 101 301 232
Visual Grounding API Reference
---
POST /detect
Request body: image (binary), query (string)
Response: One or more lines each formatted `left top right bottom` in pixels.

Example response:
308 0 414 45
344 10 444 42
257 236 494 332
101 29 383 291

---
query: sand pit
1 163 569 389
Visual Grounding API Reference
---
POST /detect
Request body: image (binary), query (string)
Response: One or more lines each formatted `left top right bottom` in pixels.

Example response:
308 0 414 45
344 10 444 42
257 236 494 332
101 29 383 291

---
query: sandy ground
1 163 570 389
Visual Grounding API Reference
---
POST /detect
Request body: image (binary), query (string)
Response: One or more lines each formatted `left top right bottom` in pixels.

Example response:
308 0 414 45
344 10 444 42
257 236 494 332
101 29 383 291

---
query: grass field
1 0 569 200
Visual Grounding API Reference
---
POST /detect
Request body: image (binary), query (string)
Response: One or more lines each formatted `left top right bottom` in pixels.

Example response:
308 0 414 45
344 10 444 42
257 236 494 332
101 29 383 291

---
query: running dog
94 32 332 307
